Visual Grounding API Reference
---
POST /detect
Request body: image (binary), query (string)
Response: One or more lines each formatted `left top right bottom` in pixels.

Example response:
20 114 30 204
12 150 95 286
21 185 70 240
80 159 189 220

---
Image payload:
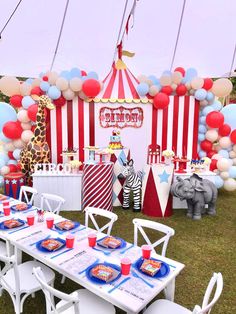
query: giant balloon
0 102 17 131
211 78 233 97
221 104 236 130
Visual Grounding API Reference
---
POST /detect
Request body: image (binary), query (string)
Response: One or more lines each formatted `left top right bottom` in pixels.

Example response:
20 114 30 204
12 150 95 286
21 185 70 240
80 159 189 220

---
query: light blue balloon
0 102 17 131
87 71 99 80
60 71 71 81
47 86 61 100
0 175 4 188
202 106 214 116
40 81 50 92
0 132 11 143
22 96 35 109
199 116 206 124
148 75 159 85
13 148 21 160
25 78 34 85
198 150 207 158
81 76 88 82
0 159 6 168
39 72 45 78
206 92 215 102
211 100 222 111
221 104 236 130
218 149 229 159
199 124 207 134
214 176 224 188
70 68 81 78
229 166 236 178
0 152 9 164
8 159 17 165
195 89 207 101
183 68 198 83
198 133 205 141
137 82 149 96
162 70 172 76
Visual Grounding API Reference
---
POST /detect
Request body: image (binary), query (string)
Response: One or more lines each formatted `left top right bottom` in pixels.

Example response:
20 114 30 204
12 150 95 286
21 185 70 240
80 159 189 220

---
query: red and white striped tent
47 60 200 170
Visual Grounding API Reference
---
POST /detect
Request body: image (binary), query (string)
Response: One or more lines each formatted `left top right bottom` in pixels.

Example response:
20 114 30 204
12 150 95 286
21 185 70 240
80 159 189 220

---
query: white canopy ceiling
0 0 235 79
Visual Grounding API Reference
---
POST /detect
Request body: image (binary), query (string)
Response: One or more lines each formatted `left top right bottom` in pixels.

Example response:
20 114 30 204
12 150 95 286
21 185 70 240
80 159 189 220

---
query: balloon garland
0 68 103 185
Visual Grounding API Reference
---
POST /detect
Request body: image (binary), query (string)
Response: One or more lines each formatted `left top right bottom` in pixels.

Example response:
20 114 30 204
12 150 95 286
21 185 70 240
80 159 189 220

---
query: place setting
88 233 127 256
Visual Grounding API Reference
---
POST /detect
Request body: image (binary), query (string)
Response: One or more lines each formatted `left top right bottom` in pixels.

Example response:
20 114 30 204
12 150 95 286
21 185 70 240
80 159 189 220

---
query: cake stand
174 156 189 173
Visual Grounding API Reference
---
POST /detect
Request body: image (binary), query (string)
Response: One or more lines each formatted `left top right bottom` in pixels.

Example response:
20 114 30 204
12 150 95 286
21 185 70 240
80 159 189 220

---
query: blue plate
0 196 10 204
134 257 170 278
54 220 80 232
97 236 126 250
0 218 25 230
86 262 121 285
36 237 66 253
11 204 32 212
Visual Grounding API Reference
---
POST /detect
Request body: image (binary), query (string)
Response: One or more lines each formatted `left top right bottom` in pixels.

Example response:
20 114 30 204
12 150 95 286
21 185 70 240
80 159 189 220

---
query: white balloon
229 151 236 158
56 77 69 91
69 78 82 92
220 171 229 180
4 142 15 151
137 75 148 83
149 85 159 96
171 83 177 91
21 130 34 143
172 72 183 84
212 154 222 160
20 82 32 96
160 75 172 86
223 178 236 191
31 78 41 87
17 109 30 123
48 71 59 85
13 139 25 149
62 89 75 100
21 122 32 130
219 137 232 149
191 77 204 89
0 165 10 175
205 129 218 142
217 158 230 171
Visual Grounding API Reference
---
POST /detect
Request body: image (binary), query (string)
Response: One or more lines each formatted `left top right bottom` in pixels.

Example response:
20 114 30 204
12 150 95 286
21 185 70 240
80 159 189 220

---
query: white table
32 172 82 211
173 171 216 209
0 200 185 314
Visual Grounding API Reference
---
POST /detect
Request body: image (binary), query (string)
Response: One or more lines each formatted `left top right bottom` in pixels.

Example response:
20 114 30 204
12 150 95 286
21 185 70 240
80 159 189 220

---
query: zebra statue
118 159 143 212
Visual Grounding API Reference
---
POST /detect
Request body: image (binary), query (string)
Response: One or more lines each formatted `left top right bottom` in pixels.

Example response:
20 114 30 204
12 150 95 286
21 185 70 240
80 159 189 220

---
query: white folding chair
144 272 223 314
19 186 38 205
84 207 118 235
0 254 55 314
133 218 175 256
33 267 115 314
40 193 65 215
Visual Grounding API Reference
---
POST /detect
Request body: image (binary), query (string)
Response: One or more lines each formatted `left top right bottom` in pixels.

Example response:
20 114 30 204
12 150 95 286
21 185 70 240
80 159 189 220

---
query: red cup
66 234 75 248
2 201 9 207
27 214 35 226
88 233 97 247
3 206 11 216
121 258 131 275
46 217 54 229
141 245 152 259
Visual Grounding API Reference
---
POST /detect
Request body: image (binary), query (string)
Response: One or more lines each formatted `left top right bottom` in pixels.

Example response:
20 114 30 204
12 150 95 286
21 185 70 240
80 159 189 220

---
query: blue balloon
0 132 11 143
137 83 149 96
0 102 17 131
0 175 4 188
0 152 9 164
206 92 215 102
70 68 81 78
229 166 236 178
13 148 21 160
47 86 61 100
199 116 206 124
198 133 205 141
214 176 224 189
211 100 223 111
148 75 159 85
0 159 6 168
195 89 207 101
39 72 45 78
40 81 50 92
183 68 198 83
202 106 214 116
221 104 236 130
8 159 17 165
162 70 172 76
22 96 35 109
87 71 99 80
199 124 207 134
25 78 34 85
218 149 229 159
198 150 207 158
60 71 71 80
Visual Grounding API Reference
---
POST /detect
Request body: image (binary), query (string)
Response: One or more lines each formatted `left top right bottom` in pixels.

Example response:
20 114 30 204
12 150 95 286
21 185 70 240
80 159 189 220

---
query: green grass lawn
0 189 236 313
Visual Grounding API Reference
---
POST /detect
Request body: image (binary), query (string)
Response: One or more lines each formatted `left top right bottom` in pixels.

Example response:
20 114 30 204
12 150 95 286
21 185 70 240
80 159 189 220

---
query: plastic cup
88 233 97 247
66 234 75 248
2 200 9 207
121 258 131 275
3 206 11 216
27 214 35 226
46 217 54 229
141 245 152 259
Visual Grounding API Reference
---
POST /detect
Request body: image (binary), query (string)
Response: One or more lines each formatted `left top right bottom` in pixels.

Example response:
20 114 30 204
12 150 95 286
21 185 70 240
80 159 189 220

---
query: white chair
33 267 116 314
84 206 118 235
143 272 223 314
40 193 65 215
19 186 38 205
133 218 175 256
0 254 55 314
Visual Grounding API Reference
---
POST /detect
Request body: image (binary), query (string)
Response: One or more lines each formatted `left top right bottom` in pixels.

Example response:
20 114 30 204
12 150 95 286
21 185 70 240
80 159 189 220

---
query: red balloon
230 129 236 144
200 139 213 153
210 159 218 171
3 121 23 139
153 92 170 109
81 70 87 76
82 79 101 98
31 86 44 96
8 164 17 173
176 84 187 96
161 86 172 95
219 124 231 137
42 76 48 81
8 151 14 159
207 150 217 158
16 163 22 172
174 67 185 76
203 78 213 90
53 96 66 107
10 95 23 108
206 111 224 128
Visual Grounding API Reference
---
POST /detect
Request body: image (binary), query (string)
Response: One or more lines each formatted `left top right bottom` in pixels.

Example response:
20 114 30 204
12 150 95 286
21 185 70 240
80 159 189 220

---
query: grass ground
0 189 236 313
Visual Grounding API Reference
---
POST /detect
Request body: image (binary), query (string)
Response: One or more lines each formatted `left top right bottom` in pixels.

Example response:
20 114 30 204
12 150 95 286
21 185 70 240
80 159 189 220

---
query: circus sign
99 106 143 128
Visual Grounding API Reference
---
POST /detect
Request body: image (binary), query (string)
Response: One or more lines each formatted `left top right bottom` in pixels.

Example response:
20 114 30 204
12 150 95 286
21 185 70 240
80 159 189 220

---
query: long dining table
0 197 185 314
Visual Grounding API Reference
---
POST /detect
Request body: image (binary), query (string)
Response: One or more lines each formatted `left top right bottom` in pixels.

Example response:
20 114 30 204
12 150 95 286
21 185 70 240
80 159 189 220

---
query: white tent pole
0 0 23 39
50 0 70 71
170 0 187 71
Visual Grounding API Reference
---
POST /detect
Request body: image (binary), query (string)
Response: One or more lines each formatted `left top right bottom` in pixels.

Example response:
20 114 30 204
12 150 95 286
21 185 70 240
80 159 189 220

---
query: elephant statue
171 174 218 220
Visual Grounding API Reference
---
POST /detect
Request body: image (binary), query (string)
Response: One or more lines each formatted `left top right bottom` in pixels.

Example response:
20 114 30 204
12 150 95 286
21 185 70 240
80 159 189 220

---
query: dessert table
0 197 185 314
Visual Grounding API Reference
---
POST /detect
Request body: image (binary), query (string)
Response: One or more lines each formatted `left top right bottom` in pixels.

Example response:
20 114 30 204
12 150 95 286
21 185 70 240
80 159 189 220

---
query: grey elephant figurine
171 174 218 220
